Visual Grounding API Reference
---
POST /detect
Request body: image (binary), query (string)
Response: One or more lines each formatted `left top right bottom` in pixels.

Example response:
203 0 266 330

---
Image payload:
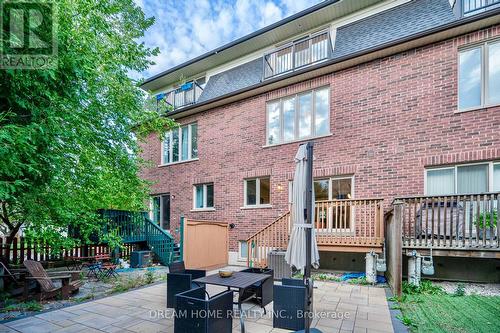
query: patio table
193 272 270 333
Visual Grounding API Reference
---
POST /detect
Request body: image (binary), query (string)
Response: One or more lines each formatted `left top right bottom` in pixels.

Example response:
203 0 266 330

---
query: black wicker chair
240 267 273 312
273 278 313 331
167 261 206 308
174 287 233 333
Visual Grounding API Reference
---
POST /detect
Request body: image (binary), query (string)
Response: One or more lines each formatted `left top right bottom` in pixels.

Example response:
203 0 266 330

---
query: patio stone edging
385 288 409 333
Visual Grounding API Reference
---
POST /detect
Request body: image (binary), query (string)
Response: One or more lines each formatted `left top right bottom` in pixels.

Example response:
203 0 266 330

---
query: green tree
0 0 174 259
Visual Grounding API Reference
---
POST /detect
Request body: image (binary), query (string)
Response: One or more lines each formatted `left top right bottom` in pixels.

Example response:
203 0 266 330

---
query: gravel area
433 281 500 296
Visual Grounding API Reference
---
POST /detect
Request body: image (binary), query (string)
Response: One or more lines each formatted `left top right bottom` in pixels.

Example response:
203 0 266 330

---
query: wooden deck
246 198 385 267
397 192 500 258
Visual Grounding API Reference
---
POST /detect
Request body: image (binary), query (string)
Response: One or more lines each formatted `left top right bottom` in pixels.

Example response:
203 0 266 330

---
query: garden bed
0 266 168 322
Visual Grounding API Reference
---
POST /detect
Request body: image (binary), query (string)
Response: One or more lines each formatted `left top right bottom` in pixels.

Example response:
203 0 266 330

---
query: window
244 177 271 207
162 123 198 164
193 183 214 210
458 40 500 110
266 87 330 145
494 164 500 191
151 194 170 229
426 162 500 195
311 176 354 230
238 241 248 261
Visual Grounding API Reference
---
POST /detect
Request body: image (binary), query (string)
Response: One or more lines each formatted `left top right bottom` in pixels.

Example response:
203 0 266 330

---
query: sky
134 0 323 80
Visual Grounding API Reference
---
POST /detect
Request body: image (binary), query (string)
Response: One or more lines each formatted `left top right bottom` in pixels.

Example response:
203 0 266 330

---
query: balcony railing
462 0 500 15
263 31 333 80
398 192 500 250
156 81 204 111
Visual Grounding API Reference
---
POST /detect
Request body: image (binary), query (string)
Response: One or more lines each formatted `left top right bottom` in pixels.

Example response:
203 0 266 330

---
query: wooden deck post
386 201 403 296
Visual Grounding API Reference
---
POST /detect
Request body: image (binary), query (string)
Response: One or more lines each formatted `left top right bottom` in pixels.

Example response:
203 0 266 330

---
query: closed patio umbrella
285 142 321 333
285 143 320 271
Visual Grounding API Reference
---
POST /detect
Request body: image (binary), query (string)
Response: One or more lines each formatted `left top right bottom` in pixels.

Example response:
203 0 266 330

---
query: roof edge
140 0 341 87
163 6 500 118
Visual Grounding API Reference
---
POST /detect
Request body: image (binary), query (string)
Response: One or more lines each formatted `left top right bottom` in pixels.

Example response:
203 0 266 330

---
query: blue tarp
340 272 386 284
115 267 162 273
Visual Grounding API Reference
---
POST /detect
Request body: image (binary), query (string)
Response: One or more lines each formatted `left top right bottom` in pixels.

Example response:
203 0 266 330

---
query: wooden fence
0 236 136 266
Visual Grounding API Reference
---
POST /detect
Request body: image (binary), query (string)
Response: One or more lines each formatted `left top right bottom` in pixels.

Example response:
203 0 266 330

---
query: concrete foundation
402 256 500 283
317 251 367 272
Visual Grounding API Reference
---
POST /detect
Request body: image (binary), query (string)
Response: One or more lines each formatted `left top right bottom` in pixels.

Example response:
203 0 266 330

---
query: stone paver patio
0 270 395 333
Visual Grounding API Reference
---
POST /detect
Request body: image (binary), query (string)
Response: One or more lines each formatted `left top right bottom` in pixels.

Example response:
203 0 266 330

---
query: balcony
263 31 333 80
462 0 500 16
156 81 204 111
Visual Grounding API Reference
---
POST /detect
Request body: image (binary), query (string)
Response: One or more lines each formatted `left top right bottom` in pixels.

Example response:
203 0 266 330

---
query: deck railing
462 0 500 15
315 198 385 248
263 31 332 79
247 212 291 268
397 192 500 250
246 198 385 268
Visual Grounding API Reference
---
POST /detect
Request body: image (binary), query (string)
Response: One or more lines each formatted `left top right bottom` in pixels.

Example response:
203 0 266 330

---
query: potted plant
474 211 498 240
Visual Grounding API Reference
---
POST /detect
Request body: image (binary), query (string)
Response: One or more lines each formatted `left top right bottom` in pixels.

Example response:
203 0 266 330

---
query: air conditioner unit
130 251 153 268
268 251 291 280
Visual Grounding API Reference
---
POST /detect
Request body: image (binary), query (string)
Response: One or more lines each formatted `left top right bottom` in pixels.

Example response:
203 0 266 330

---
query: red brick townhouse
140 0 500 279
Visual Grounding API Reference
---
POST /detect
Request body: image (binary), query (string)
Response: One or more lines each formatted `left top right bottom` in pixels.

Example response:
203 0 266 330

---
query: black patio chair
174 287 233 333
240 267 273 312
167 261 206 308
273 278 313 331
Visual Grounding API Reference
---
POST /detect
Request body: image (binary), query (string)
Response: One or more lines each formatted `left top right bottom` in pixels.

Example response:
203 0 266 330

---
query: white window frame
424 161 500 195
458 39 500 112
149 194 170 230
243 177 271 208
238 240 248 261
161 123 198 165
266 86 331 146
192 183 215 211
288 175 355 232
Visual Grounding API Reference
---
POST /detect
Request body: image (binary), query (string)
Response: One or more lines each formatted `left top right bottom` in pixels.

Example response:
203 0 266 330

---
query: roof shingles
196 0 457 105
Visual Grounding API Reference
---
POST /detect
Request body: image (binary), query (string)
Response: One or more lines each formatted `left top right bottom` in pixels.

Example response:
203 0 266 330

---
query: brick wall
139 25 500 251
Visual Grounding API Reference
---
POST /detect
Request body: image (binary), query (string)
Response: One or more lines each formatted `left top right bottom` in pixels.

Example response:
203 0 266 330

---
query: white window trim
243 177 271 208
149 194 170 230
192 183 214 210
266 86 331 146
320 176 355 233
288 175 355 232
160 123 198 166
238 241 248 261
458 39 500 112
424 161 500 195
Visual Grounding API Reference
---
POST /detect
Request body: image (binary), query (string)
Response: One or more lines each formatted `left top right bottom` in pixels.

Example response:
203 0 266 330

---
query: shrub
474 211 498 229
402 280 444 295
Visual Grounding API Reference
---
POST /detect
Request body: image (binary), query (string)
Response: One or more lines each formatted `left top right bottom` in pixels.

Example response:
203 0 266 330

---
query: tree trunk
2 225 22 265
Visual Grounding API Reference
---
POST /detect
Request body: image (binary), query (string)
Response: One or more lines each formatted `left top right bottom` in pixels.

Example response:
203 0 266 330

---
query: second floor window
162 123 198 165
267 87 330 145
459 39 500 110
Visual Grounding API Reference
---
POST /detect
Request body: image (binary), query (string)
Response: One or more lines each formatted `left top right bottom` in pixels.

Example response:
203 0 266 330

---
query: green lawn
396 285 500 333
